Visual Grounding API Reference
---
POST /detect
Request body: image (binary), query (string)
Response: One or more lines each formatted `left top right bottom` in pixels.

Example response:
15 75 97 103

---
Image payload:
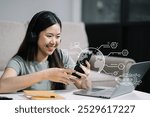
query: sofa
0 21 88 72
0 21 135 88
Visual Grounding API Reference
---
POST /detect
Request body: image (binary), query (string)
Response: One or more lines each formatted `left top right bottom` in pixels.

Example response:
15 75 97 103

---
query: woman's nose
49 37 56 45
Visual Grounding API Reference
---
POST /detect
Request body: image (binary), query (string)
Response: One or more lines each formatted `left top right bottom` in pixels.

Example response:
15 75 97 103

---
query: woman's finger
85 60 90 69
59 77 72 85
73 71 87 79
80 64 90 76
59 80 68 85
60 68 74 75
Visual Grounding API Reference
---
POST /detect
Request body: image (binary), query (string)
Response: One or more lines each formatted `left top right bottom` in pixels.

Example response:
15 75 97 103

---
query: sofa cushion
0 21 26 70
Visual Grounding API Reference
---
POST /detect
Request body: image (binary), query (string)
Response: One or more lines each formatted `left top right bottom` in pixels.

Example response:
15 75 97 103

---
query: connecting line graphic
96 42 128 57
102 63 125 76
101 69 114 76
97 43 110 50
105 64 118 68
97 42 118 50
106 49 129 57
107 52 122 56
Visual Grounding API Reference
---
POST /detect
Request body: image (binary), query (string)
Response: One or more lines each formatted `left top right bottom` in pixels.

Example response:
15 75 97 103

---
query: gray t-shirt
6 49 75 90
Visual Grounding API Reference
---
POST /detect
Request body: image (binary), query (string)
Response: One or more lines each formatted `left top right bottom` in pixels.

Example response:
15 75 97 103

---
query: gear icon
122 49 129 56
110 42 118 49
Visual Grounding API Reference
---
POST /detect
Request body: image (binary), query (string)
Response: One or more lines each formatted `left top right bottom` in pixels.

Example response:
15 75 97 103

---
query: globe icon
80 47 105 73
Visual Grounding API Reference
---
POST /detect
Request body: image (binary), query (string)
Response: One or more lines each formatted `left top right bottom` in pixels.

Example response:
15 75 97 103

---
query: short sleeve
59 49 76 69
6 56 23 75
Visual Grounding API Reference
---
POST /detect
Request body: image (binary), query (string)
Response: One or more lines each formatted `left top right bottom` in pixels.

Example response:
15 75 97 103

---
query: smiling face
37 23 61 59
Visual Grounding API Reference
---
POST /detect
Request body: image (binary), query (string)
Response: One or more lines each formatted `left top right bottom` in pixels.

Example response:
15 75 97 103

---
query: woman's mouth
47 47 54 52
45 43 56 52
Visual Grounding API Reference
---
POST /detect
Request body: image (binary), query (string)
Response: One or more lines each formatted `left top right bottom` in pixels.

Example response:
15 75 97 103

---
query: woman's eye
46 34 60 39
56 35 61 39
47 35 52 38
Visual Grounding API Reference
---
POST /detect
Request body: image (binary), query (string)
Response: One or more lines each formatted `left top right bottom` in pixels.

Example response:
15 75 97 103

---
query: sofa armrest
90 55 135 77
103 56 135 76
89 56 135 87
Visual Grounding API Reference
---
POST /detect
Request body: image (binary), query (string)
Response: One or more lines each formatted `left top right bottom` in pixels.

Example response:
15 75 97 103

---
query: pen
26 95 56 99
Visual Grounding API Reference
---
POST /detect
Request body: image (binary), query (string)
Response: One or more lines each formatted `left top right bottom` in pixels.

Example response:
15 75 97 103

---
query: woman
0 11 91 93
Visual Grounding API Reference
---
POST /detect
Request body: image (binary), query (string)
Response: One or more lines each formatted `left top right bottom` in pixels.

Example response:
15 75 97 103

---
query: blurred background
0 0 150 62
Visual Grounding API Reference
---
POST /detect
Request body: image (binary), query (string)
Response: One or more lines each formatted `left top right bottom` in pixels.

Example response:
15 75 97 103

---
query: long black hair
15 11 66 90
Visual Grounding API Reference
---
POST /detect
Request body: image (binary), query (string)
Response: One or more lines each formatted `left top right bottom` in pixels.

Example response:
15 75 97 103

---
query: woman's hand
71 61 92 89
43 68 74 85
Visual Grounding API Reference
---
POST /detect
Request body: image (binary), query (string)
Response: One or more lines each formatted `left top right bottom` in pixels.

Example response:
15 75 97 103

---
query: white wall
0 0 81 22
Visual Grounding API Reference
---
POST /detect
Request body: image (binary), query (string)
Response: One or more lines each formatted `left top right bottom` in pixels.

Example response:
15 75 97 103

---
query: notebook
24 90 65 100
73 61 150 99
